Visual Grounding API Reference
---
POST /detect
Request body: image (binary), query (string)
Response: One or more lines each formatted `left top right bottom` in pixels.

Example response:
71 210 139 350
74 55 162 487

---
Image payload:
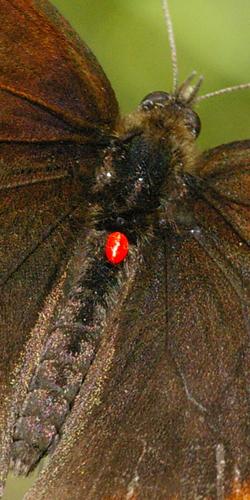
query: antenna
161 0 250 106
162 0 178 94
195 82 250 103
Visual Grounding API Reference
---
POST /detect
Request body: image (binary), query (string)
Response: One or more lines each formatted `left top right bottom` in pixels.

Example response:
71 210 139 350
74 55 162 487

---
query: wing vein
0 206 77 288
0 84 96 132
193 230 250 335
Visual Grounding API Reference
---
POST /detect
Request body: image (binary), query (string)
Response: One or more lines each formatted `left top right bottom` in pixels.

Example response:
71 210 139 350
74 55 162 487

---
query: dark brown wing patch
197 140 250 243
0 0 119 142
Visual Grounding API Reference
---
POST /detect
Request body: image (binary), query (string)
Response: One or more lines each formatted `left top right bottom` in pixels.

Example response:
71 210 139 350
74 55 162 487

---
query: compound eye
184 108 201 138
140 91 172 110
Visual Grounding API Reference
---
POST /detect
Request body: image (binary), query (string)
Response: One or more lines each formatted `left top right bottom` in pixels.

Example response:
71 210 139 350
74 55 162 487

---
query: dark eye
184 108 201 138
140 91 172 110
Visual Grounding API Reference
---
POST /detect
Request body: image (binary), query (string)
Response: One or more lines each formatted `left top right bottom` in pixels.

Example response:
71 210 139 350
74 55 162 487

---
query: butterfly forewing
0 0 119 142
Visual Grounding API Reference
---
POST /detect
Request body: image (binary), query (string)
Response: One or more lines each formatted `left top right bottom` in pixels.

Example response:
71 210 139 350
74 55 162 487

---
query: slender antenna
161 1 250 106
162 0 178 94
195 82 250 103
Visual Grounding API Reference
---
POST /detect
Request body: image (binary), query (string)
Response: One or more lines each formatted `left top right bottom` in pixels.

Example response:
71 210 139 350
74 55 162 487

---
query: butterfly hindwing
165 140 250 496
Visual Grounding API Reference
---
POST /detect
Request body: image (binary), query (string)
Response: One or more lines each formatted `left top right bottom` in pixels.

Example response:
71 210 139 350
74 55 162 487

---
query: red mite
105 232 129 265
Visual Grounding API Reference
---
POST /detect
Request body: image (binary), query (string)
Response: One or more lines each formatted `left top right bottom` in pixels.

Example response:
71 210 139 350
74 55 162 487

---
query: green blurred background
3 0 249 498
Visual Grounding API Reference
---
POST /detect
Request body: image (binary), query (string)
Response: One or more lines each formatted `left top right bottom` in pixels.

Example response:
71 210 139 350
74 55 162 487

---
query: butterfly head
139 89 201 139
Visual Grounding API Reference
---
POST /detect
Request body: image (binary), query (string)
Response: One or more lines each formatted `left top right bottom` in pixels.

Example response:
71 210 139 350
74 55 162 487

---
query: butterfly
0 0 249 498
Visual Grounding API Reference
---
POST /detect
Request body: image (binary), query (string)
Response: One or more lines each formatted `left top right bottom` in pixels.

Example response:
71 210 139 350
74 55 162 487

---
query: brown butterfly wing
162 141 249 497
22 142 250 498
16 237 186 500
197 140 250 244
169 141 250 413
0 0 118 487
0 0 118 142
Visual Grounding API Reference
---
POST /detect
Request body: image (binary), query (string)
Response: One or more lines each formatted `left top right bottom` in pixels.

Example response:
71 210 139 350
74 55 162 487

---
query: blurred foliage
3 1 249 499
